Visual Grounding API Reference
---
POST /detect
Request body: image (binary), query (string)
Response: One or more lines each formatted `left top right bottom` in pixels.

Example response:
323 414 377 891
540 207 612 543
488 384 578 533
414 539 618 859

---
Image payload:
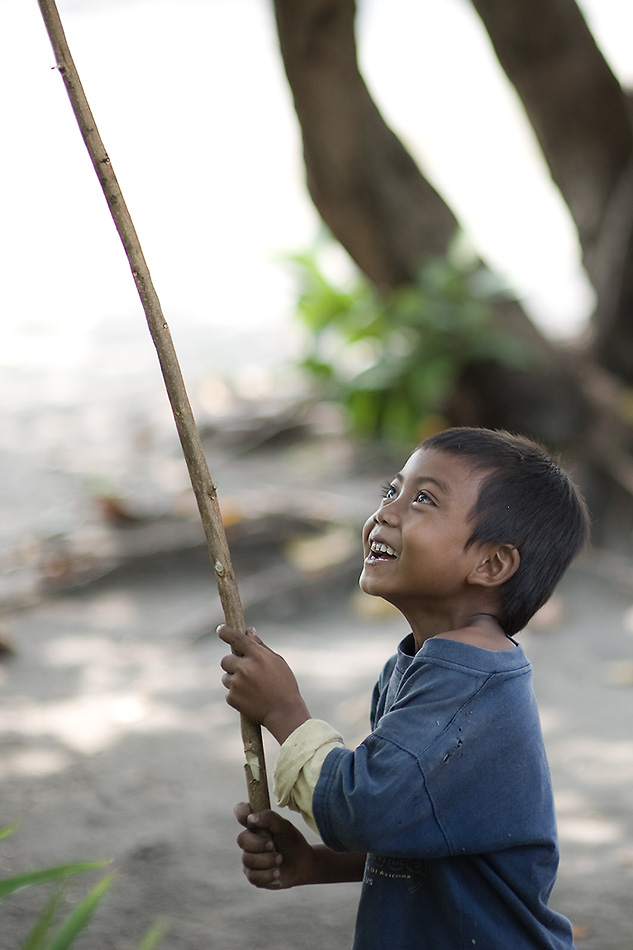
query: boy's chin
359 572 386 598
358 578 400 617
358 571 372 593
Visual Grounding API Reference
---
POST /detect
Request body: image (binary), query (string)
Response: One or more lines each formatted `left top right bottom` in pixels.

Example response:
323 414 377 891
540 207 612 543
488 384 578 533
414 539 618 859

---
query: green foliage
40 874 114 950
0 861 109 900
136 920 169 950
290 237 530 443
0 827 165 950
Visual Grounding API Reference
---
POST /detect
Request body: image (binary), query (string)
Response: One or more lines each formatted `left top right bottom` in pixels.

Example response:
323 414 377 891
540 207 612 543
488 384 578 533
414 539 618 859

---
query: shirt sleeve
313 653 553 859
273 719 345 833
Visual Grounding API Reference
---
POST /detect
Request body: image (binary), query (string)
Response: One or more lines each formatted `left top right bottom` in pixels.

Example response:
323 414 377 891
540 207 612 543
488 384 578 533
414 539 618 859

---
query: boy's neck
409 613 515 653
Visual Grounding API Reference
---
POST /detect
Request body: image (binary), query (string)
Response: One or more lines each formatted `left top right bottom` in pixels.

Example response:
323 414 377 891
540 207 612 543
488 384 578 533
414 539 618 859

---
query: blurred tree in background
270 0 633 546
290 238 531 444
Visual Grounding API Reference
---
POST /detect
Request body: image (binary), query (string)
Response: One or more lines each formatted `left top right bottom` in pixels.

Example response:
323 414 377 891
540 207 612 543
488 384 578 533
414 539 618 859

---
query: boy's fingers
236 806 279 855
243 866 282 889
251 854 281 871
237 828 272 853
234 802 252 827
243 626 266 645
218 623 271 654
220 653 240 674
245 809 291 839
236 806 284 838
217 624 252 654
238 833 280 863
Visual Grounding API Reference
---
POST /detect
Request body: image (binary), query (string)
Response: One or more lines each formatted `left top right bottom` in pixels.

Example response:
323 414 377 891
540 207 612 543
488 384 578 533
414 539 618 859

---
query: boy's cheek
361 516 375 549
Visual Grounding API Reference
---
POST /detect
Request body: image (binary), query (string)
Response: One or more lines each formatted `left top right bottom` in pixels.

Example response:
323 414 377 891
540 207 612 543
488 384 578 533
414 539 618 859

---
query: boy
219 427 589 949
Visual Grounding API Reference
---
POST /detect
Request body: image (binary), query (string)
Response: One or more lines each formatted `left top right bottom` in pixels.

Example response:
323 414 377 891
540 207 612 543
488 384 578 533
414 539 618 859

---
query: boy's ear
467 544 520 589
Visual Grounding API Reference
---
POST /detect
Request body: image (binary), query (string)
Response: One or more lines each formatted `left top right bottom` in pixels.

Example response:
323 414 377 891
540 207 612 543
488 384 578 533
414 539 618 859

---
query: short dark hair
421 427 590 635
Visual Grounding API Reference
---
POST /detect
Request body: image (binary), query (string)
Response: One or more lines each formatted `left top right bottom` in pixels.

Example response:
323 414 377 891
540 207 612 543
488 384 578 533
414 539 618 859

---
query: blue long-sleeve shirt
313 635 575 949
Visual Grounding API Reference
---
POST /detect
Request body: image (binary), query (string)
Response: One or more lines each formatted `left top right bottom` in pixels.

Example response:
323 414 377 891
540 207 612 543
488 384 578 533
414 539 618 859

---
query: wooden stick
36 0 270 812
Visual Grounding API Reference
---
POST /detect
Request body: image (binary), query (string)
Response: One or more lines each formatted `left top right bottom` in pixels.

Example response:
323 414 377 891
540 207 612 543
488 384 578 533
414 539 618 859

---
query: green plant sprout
0 826 165 950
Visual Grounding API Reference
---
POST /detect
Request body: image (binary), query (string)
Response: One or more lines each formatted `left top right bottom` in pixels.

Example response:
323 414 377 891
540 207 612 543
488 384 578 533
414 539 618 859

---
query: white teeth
370 541 398 558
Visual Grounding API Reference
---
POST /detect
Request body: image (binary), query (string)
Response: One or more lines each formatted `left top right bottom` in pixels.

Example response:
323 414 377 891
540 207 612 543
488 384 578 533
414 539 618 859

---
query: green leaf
0 862 109 899
136 919 168 950
21 884 67 950
46 873 113 950
0 824 18 842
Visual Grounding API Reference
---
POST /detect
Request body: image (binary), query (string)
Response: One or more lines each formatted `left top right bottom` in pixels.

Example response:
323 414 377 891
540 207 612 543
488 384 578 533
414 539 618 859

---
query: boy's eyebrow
395 474 451 495
419 476 451 495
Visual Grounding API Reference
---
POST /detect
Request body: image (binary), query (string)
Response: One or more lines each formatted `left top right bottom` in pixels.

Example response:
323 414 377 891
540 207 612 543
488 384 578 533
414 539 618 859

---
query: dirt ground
1 433 633 949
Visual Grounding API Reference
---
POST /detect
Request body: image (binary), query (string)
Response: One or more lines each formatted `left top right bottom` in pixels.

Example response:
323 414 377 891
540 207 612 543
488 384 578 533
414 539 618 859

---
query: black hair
420 427 590 635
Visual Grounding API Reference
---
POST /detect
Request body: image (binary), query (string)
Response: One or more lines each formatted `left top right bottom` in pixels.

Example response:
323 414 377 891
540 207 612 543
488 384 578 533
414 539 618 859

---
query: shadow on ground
1 433 632 949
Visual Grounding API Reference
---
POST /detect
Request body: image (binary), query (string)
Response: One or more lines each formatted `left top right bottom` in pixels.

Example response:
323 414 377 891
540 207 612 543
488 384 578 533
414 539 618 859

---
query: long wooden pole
36 0 270 812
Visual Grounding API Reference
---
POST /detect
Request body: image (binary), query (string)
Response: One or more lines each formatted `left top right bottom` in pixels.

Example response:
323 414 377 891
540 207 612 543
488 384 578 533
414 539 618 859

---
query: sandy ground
1 433 633 949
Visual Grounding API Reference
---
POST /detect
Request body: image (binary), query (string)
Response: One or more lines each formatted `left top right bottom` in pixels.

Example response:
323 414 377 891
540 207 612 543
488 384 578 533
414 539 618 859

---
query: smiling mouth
368 541 399 561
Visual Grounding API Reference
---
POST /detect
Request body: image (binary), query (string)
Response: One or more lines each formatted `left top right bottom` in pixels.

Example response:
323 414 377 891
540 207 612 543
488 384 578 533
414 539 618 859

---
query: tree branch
273 0 458 287
591 156 633 381
36 0 270 811
469 0 633 281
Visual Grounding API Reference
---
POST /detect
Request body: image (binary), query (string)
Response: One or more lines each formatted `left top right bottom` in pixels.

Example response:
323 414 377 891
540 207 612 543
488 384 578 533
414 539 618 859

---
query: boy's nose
373 503 398 526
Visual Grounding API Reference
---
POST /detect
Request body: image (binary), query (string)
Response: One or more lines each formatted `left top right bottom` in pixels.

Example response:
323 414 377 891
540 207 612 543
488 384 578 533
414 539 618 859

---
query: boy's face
360 447 491 615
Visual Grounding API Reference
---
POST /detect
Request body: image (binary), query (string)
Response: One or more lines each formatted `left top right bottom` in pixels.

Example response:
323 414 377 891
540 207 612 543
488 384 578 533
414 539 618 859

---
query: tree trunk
469 0 633 383
272 0 588 437
590 156 633 381
270 0 633 542
470 0 633 275
273 0 458 287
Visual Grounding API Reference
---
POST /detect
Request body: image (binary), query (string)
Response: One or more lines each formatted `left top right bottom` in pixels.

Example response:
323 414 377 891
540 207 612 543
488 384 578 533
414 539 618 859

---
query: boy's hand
234 803 317 890
235 803 367 888
219 625 310 744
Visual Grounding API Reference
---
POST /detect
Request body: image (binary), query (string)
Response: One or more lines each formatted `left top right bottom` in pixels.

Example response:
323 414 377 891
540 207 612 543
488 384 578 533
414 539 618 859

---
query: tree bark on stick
36 0 270 812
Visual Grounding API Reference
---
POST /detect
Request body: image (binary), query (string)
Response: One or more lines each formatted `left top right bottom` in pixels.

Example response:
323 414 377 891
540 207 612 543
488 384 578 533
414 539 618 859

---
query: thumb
217 624 253 655
234 801 253 828
246 809 287 836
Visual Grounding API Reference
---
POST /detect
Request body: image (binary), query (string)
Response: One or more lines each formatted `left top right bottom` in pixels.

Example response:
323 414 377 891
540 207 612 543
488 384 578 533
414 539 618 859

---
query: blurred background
2 0 633 563
1 1 633 948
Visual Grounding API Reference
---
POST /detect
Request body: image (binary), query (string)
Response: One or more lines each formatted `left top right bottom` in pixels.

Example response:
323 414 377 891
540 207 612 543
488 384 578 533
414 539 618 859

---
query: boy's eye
381 482 397 500
415 490 434 506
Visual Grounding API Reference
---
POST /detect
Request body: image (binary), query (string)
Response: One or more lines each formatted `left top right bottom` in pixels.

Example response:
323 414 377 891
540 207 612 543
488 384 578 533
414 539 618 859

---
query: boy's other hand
218 625 310 744
234 802 317 890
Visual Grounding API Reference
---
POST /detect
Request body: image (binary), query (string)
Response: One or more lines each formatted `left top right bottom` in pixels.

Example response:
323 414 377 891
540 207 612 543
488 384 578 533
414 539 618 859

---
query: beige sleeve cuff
273 719 345 834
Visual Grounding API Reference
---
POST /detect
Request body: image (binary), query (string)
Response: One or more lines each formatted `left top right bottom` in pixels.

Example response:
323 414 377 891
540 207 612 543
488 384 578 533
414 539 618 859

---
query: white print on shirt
363 855 427 894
